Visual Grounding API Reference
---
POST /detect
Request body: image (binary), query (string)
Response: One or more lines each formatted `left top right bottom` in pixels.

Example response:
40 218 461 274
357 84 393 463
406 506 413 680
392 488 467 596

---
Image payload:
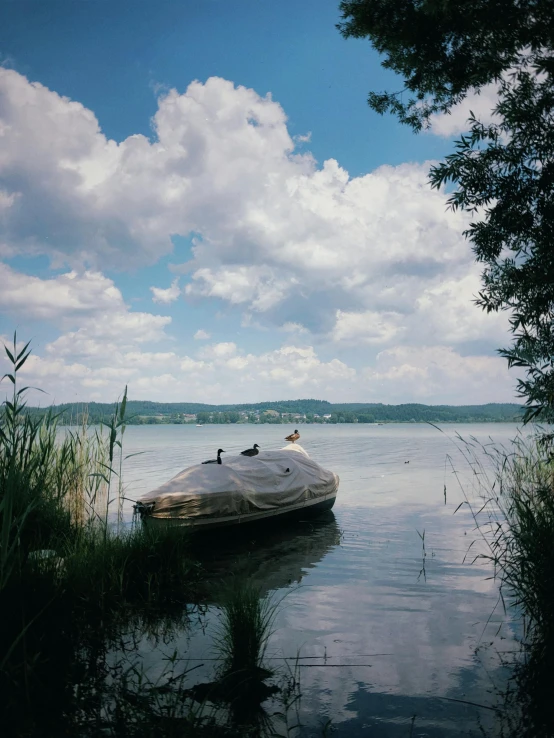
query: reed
0 335 201 688
215 578 279 677
0 336 67 587
61 524 199 611
447 429 554 641
492 441 554 641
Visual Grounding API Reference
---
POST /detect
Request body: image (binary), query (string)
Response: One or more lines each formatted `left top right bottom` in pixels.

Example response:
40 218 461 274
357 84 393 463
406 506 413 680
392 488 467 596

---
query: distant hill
22 398 525 425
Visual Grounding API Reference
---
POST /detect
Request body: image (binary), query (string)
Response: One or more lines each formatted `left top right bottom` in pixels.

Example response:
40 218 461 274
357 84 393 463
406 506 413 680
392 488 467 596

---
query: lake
116 422 523 736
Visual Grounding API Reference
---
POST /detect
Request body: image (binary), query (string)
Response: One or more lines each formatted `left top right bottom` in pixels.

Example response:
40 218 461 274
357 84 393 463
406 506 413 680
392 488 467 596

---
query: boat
196 424 203 427
136 444 339 531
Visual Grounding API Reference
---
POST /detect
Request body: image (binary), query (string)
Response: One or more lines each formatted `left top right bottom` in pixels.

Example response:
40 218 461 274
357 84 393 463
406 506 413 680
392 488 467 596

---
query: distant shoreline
52 418 523 428
23 399 525 426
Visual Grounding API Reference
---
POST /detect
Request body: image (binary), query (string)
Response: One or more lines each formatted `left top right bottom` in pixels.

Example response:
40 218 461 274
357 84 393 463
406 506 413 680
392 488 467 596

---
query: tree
338 1 554 427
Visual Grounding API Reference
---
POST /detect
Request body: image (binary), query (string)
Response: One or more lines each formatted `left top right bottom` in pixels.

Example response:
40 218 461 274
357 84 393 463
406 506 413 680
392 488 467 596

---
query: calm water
117 423 523 736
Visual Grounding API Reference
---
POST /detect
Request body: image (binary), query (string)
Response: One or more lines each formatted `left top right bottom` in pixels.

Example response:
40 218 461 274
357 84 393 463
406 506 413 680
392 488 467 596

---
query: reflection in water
183 512 340 736
493 636 554 738
194 511 343 599
330 686 499 737
117 423 525 737
1 506 542 738
1 515 341 737
6 423 537 736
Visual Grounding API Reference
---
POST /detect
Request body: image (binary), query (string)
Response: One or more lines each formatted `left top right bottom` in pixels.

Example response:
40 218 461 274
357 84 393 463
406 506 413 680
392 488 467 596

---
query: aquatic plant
0 335 68 589
215 578 279 678
0 335 204 735
61 523 199 612
0 334 199 594
448 430 554 642
429 426 554 735
491 442 554 641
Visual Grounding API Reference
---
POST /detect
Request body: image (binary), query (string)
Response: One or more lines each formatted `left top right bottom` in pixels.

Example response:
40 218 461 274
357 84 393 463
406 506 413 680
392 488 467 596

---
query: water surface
119 423 522 736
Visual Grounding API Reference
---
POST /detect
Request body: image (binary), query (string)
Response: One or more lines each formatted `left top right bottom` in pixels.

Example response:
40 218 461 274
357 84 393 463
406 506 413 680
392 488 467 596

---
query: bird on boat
241 443 260 457
202 449 226 465
284 429 300 443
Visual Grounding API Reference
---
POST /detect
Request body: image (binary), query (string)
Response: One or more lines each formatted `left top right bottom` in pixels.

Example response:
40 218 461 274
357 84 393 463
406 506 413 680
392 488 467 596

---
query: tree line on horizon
22 399 524 425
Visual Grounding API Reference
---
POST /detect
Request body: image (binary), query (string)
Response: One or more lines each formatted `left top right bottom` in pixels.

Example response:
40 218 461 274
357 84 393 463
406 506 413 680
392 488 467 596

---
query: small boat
196 424 203 427
136 444 339 531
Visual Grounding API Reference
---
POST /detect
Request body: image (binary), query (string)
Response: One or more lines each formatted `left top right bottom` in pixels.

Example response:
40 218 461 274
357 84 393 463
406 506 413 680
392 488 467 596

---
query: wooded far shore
23 399 524 425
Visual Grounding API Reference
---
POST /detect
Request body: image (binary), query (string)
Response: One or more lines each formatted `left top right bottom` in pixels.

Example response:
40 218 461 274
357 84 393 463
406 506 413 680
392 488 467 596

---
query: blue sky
0 0 516 405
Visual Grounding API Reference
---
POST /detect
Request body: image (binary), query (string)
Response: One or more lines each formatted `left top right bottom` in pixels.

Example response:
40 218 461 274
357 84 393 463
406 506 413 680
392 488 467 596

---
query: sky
0 0 517 406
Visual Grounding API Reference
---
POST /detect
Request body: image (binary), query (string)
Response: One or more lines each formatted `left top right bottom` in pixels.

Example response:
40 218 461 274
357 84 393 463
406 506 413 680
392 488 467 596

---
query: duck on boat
240 443 260 457
202 448 225 465
136 444 339 530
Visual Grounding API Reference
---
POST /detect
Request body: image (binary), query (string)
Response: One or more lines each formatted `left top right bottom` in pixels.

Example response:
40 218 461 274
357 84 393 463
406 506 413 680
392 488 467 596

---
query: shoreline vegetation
449 432 554 735
24 399 524 426
0 337 300 737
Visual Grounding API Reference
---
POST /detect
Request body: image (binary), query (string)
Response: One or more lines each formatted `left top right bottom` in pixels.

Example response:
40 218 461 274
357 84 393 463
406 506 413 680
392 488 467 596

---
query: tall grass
448 431 554 642
0 334 120 587
491 441 554 641
0 335 202 731
215 578 279 677
0 335 68 588
0 334 199 602
429 429 554 736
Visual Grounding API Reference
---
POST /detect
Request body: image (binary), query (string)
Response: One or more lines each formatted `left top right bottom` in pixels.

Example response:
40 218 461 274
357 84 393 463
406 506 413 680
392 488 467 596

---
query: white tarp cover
139 445 339 520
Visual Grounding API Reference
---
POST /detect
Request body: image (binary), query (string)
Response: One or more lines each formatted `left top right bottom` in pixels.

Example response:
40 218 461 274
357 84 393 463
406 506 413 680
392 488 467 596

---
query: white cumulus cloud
0 263 124 321
150 278 180 304
332 310 403 345
428 82 501 137
0 71 519 405
0 336 516 406
363 346 515 404
0 68 477 343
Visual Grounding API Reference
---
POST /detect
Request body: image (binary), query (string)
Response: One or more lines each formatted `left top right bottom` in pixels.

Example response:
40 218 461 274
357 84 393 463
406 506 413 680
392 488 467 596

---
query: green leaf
16 386 45 398
15 353 31 372
119 385 128 422
15 340 32 363
3 345 15 364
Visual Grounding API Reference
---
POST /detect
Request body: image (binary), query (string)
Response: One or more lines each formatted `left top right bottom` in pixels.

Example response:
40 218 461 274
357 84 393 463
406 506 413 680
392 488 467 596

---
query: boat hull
140 492 336 532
